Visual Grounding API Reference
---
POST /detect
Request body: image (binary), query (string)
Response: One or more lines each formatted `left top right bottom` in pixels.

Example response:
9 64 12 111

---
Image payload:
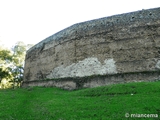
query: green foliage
0 41 33 89
0 47 13 85
0 68 11 80
0 49 12 62
0 81 159 119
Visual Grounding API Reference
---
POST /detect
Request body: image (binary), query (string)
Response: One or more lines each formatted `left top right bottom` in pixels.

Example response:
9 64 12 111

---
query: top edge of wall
27 7 160 53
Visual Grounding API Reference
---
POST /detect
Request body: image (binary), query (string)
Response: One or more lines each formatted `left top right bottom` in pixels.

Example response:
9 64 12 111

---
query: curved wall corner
23 7 160 89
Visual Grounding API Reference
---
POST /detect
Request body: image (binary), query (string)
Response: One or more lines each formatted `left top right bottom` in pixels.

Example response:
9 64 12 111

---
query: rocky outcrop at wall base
23 7 160 89
22 71 160 90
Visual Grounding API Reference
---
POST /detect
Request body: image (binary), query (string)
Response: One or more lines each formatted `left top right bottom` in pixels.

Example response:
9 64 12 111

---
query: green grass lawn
0 81 160 120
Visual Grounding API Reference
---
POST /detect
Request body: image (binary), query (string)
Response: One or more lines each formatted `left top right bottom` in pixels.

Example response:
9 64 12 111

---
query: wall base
22 71 160 90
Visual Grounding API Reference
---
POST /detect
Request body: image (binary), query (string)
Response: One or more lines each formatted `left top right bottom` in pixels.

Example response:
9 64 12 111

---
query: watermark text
125 113 158 118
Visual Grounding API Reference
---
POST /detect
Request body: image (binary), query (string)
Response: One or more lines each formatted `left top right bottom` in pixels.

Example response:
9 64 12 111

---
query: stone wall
23 7 160 89
22 71 160 90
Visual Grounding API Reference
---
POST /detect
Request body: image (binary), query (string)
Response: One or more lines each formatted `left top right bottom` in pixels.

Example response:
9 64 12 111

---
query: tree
0 48 12 80
11 41 33 88
0 41 33 89
0 47 13 88
11 42 26 88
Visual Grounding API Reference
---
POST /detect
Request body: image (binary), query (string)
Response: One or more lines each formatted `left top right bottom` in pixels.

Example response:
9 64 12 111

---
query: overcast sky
0 0 159 48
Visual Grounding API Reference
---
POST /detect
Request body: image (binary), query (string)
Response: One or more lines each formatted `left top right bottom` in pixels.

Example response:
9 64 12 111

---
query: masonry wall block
23 7 160 90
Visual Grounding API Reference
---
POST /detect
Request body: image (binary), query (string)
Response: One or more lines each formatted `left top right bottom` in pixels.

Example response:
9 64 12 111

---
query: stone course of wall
23 71 160 90
23 7 160 89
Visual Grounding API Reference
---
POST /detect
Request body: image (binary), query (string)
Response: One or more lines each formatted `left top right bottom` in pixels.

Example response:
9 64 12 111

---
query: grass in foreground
0 81 160 120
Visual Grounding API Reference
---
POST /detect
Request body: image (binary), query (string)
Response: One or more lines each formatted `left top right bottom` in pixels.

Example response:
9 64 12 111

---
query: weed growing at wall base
0 81 160 119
